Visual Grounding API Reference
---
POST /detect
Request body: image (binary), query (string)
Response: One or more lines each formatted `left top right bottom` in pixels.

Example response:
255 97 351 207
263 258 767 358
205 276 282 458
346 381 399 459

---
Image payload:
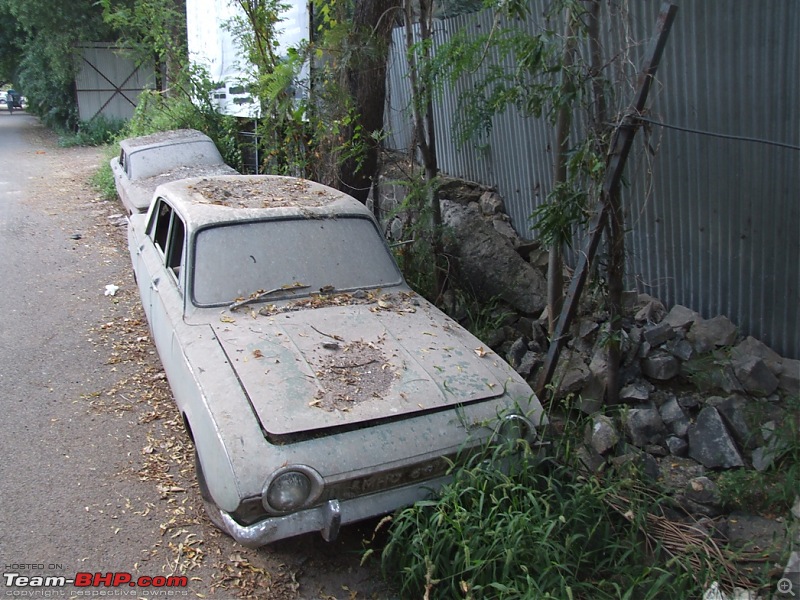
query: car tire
194 449 227 532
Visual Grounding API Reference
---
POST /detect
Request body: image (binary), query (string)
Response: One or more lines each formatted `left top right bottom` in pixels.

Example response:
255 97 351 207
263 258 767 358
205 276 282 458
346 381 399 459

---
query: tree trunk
337 0 396 204
405 0 444 301
547 11 577 334
585 0 622 405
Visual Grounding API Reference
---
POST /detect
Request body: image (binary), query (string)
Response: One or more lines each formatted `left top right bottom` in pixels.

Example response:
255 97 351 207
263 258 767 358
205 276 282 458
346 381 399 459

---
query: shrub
59 115 126 147
381 440 725 599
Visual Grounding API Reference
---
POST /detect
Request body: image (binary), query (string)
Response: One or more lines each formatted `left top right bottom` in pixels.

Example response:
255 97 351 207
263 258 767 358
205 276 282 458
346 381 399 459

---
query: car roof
120 129 213 152
152 175 370 229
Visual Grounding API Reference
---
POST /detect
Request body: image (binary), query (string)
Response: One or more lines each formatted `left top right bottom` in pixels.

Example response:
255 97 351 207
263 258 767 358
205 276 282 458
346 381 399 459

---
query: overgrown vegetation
382 434 708 598
716 394 800 516
375 347 797 597
58 115 126 147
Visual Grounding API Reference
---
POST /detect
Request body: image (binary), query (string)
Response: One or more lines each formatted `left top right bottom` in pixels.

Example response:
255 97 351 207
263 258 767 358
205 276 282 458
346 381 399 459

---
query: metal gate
74 43 155 122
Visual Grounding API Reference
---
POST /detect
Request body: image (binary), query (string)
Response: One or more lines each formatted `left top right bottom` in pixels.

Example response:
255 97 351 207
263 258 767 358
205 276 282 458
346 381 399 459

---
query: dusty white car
111 129 237 214
128 174 544 547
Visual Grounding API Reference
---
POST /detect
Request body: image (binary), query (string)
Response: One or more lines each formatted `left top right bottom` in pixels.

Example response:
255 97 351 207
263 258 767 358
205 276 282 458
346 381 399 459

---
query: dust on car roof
186 177 344 209
123 129 209 148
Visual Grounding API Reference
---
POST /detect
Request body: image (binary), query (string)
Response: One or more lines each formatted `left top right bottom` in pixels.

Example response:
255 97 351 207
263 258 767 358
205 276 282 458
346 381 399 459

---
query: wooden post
535 3 678 399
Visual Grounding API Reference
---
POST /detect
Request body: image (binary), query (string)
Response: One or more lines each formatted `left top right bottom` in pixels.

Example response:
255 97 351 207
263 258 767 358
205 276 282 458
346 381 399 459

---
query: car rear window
129 140 224 180
192 216 403 306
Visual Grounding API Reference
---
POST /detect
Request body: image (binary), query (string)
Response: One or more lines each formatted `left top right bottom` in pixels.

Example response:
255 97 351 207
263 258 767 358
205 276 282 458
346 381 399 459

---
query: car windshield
192 216 403 306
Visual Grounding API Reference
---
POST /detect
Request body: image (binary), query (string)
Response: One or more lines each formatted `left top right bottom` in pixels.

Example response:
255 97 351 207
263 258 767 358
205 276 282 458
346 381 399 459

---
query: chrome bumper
215 475 450 548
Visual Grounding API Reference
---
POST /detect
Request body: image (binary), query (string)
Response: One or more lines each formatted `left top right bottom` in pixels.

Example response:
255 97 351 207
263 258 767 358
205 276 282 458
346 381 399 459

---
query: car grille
322 455 453 501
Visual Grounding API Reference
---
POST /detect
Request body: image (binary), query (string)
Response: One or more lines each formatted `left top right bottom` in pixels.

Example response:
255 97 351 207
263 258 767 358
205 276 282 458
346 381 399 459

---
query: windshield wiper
228 283 310 311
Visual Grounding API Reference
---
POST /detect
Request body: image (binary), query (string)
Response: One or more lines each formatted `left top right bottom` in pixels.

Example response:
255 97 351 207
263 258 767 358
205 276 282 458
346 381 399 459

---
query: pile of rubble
424 186 797 475
380 166 799 597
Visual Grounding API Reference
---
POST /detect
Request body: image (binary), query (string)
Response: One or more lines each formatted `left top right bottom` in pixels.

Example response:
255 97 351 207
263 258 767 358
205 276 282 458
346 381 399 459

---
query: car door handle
152 277 160 292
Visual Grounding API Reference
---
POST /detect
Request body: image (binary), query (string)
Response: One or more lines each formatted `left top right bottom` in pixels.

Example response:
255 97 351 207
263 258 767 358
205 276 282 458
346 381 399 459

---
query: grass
716 394 800 516
91 145 119 201
379 434 728 599
58 115 126 148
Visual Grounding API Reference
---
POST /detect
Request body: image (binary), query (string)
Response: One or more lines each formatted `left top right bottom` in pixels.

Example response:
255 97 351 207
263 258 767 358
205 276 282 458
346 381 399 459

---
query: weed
717 394 800 516
91 144 119 201
387 171 446 302
380 436 726 599
58 115 126 147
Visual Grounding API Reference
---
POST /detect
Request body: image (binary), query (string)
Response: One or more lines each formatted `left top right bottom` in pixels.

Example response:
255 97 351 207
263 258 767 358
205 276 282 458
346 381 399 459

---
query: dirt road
0 114 395 599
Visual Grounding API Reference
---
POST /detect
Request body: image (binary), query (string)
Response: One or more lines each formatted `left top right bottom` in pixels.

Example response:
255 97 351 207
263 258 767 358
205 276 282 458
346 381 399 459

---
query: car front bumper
215 475 451 548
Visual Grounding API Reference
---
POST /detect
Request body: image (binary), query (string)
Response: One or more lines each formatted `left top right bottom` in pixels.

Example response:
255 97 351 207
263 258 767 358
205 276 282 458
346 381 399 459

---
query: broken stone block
731 356 779 397
730 336 782 368
479 190 505 215
687 407 745 468
685 476 721 508
552 350 591 398
506 338 529 370
711 363 746 394
715 395 755 450
687 316 738 354
576 446 606 473
678 394 702 409
579 346 609 411
642 350 680 380
666 435 689 457
666 338 694 361
645 444 668 456
644 321 675 347
492 215 519 243
623 405 666 448
634 295 667 323
588 414 619 455
663 304 702 330
659 397 691 437
620 380 653 403
751 421 790 471
441 199 547 314
577 318 600 340
515 351 540 379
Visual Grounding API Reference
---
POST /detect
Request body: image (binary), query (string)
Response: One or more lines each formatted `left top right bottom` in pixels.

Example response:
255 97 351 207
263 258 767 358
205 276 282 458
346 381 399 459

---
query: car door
139 198 186 368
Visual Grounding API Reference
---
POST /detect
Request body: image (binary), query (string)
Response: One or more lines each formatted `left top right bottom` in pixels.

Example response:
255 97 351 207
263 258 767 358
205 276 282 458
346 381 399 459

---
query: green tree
0 3 25 84
2 0 114 129
100 0 188 92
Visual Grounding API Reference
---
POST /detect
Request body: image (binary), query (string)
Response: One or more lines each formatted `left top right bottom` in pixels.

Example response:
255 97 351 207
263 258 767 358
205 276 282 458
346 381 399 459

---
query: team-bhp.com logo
4 572 188 589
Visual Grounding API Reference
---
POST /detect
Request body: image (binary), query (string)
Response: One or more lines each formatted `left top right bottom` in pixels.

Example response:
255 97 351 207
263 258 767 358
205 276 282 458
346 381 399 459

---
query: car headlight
496 413 536 445
263 465 323 514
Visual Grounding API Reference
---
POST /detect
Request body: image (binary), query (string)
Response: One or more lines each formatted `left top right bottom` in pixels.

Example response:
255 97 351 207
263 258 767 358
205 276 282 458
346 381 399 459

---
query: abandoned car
111 129 237 215
128 174 545 547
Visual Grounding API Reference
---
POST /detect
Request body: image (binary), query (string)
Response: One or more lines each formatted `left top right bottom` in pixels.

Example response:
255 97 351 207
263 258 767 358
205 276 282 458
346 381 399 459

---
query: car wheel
194 449 226 532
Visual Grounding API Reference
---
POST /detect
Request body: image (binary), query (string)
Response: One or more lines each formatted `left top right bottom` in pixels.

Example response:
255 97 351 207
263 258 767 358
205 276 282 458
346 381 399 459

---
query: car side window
147 198 186 284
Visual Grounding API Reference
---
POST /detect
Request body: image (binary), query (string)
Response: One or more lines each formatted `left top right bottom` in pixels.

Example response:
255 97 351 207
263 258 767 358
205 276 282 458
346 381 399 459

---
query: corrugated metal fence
384 1 800 359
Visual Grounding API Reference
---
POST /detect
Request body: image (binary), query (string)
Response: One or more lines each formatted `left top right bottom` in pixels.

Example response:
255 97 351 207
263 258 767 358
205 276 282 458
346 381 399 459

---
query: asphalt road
0 112 177 587
0 113 394 599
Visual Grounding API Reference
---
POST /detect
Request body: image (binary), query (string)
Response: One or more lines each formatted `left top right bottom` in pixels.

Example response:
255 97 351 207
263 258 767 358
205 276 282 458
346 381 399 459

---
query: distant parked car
127 174 545 547
111 129 237 214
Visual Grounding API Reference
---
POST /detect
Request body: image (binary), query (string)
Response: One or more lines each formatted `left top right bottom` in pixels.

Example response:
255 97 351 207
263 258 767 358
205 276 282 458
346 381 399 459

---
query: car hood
208 293 511 438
